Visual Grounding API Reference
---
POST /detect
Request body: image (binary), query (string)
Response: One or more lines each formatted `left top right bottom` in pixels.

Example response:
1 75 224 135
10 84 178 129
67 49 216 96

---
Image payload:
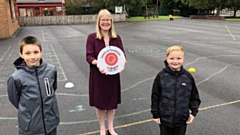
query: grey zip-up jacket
7 57 60 135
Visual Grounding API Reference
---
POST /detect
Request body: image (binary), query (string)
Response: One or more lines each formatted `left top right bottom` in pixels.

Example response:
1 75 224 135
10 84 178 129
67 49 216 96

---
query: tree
64 0 152 15
90 0 121 13
122 0 148 16
90 0 150 16
65 0 86 7
159 0 175 8
173 0 228 16
65 0 86 15
227 0 240 17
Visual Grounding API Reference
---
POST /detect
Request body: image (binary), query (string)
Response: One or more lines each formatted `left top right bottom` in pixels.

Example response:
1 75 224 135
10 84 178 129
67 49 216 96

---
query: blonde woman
86 9 126 135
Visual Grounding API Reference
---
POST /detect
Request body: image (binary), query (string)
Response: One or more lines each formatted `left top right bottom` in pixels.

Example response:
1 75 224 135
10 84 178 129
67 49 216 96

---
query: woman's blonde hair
96 9 117 39
166 45 184 57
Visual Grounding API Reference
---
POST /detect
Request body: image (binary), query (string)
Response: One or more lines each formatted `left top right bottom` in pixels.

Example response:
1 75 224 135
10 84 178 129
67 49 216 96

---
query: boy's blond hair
96 9 117 39
166 45 184 57
19 36 42 54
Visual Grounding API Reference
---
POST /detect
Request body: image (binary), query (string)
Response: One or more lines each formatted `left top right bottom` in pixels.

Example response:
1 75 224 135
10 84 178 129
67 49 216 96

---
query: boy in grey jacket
7 36 60 135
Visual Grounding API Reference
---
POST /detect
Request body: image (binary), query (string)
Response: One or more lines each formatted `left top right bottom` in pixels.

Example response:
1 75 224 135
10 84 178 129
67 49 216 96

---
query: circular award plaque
97 46 126 75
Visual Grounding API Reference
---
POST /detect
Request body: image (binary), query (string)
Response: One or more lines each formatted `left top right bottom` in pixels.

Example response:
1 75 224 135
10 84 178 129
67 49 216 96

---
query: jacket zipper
35 69 47 134
173 73 178 127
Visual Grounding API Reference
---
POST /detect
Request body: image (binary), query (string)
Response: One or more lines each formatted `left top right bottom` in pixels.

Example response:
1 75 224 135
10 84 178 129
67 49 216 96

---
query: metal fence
19 14 126 26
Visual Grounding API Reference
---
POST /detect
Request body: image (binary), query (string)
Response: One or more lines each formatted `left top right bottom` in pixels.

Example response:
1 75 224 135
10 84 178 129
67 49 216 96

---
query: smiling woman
86 9 126 135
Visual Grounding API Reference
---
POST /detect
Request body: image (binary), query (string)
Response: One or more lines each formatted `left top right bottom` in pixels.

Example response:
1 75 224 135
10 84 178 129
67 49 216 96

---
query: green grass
226 18 240 21
126 16 182 22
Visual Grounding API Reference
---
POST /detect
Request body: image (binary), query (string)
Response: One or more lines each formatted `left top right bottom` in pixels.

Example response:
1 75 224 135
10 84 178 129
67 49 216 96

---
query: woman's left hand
119 66 125 73
119 60 127 73
186 114 195 124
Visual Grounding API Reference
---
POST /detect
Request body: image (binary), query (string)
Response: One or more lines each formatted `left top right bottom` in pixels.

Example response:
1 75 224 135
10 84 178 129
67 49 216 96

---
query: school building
16 0 65 17
0 0 19 39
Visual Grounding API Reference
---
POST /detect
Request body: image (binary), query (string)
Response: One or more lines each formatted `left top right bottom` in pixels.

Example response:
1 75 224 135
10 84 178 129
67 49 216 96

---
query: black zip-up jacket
151 60 201 128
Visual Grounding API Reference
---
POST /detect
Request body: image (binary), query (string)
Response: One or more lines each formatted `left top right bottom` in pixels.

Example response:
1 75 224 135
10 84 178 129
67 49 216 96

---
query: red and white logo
105 52 118 66
97 46 125 75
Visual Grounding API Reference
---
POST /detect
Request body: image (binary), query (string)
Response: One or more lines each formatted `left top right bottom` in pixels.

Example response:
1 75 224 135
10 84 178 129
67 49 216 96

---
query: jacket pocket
182 110 190 120
18 107 31 131
44 78 53 97
52 100 59 119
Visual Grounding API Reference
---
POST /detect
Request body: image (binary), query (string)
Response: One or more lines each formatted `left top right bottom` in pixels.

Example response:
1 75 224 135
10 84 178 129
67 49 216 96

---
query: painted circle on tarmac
97 46 125 75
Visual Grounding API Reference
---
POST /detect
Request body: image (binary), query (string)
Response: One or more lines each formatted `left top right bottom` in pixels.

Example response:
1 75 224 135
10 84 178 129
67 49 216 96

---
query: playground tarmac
0 18 240 135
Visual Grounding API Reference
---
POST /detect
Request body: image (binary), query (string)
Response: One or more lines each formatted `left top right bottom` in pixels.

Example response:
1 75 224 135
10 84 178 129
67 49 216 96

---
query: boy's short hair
19 36 42 54
166 45 184 57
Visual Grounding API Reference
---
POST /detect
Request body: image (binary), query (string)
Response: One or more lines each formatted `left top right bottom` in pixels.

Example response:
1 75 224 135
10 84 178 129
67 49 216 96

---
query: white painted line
197 64 230 85
50 44 67 81
42 30 46 41
0 46 12 62
225 26 236 40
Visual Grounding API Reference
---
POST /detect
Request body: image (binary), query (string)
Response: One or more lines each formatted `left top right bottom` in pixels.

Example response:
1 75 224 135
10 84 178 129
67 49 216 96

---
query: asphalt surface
0 18 240 135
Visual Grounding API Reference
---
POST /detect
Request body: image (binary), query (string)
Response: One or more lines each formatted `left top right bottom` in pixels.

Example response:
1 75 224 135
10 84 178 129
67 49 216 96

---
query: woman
86 9 126 135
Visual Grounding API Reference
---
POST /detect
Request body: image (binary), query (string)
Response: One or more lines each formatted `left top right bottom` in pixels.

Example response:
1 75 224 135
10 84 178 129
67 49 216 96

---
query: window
35 7 40 16
8 0 16 19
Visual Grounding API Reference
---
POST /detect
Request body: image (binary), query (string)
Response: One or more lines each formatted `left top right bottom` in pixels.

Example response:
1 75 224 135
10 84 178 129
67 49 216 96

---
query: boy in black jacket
151 45 201 135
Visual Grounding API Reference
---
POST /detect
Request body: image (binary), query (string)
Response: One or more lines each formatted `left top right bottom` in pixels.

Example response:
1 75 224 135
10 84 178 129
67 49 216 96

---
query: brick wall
0 0 19 39
0 0 8 38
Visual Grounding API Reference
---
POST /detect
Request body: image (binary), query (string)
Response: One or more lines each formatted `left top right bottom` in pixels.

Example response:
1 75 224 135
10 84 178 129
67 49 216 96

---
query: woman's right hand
153 118 161 124
97 62 107 75
98 67 106 74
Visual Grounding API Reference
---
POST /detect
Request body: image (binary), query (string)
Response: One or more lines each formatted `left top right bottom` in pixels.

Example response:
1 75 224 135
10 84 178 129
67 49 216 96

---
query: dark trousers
47 128 57 135
159 124 187 135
